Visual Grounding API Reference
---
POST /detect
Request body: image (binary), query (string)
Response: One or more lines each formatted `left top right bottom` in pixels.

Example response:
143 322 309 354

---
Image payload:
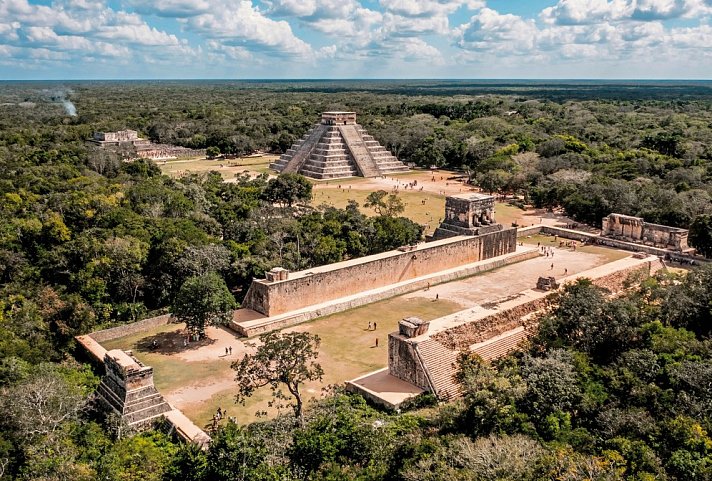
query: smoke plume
45 89 78 117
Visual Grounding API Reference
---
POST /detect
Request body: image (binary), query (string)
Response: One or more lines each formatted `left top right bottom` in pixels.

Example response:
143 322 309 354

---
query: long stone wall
89 314 172 343
431 257 662 351
235 248 538 337
242 228 517 317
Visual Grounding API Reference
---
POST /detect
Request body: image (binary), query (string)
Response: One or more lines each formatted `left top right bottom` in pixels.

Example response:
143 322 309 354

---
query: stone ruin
399 317 431 338
96 349 172 431
270 112 409 179
602 213 692 252
90 130 205 161
536 276 559 291
433 193 502 239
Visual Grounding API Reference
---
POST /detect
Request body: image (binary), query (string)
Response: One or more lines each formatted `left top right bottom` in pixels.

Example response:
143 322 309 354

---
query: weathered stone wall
431 258 661 351
243 228 517 316
602 213 689 251
235 248 538 337
90 314 172 343
388 335 431 391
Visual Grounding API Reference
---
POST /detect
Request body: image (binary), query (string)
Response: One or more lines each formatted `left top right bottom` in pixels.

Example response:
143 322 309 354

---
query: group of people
211 407 236 430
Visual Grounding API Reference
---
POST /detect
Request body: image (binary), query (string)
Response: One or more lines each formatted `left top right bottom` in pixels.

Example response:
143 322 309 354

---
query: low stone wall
90 314 173 343
243 228 517 317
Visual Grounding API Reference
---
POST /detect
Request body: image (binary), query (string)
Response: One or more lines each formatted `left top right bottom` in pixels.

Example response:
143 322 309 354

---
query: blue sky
1 0 711 79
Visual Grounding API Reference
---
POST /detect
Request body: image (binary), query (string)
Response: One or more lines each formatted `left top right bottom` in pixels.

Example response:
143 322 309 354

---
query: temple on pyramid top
270 112 409 179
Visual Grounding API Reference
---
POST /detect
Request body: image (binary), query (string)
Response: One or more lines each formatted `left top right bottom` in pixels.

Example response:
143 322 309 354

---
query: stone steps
416 339 462 401
472 327 530 361
273 119 408 179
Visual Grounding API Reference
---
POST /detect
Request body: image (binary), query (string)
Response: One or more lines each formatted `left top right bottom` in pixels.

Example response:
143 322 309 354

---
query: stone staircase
415 339 462 401
271 123 328 174
357 127 409 174
97 377 172 428
299 127 360 179
337 124 382 177
471 326 530 361
272 115 409 179
413 327 531 402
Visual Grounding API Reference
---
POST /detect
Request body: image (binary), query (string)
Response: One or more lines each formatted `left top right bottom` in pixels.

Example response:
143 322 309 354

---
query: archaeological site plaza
77 186 704 442
270 112 409 178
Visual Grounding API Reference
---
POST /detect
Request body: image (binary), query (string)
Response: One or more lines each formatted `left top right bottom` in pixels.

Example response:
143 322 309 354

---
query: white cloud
185 1 311 56
380 0 484 17
457 8 538 53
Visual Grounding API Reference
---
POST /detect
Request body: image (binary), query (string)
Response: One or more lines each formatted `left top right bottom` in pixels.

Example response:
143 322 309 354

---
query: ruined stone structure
536 276 559 291
242 228 517 317
93 130 142 143
433 193 501 240
270 112 409 179
602 213 691 252
96 349 172 430
90 130 204 161
375 255 664 404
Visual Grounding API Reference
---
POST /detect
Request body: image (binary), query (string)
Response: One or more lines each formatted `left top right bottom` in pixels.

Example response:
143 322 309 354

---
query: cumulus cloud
457 8 538 53
541 0 711 25
185 1 311 56
0 0 185 65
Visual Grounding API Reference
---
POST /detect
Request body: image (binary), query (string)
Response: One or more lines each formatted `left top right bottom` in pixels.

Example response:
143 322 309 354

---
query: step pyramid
270 112 409 179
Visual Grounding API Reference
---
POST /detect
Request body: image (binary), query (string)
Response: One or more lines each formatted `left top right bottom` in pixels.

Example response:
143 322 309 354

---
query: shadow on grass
135 329 217 355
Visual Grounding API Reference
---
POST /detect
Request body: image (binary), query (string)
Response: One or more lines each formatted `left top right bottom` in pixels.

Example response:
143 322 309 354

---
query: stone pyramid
96 349 172 430
270 112 409 179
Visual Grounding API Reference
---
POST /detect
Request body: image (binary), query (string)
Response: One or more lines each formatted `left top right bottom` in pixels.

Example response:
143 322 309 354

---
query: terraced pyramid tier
270 112 409 179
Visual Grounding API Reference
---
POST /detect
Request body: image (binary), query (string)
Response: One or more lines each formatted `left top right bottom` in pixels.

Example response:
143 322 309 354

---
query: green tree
689 214 712 258
364 190 405 216
206 146 221 159
262 173 312 207
233 331 323 422
172 272 237 338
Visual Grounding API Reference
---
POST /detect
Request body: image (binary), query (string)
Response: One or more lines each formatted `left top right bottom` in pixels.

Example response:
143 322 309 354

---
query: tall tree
233 331 323 422
262 173 312 208
171 272 237 338
689 214 712 258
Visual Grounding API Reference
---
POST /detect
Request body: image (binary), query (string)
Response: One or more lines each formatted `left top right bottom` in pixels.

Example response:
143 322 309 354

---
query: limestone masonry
242 229 517 317
270 112 409 179
602 213 692 252
90 130 205 161
380 255 664 404
96 349 172 430
433 193 501 239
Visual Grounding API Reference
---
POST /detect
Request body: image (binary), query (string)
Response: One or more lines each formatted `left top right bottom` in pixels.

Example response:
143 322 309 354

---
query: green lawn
521 234 631 263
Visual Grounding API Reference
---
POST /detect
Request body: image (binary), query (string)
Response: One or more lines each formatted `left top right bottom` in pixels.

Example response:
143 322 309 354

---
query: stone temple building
96 349 171 430
270 112 409 179
601 213 692 252
432 193 502 239
90 130 204 161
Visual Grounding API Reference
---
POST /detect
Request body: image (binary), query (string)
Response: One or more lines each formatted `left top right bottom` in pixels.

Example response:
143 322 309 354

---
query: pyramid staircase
270 112 408 179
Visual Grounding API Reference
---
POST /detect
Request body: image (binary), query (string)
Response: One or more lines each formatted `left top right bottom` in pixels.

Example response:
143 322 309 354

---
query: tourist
225 347 228 356
229 346 232 355
375 338 379 347
564 268 568 275
436 293 439 300
551 263 554 270
374 322 377 330
368 321 372 330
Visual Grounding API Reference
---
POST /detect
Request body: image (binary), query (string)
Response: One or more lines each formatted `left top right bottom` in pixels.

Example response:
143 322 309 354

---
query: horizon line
1 78 712 82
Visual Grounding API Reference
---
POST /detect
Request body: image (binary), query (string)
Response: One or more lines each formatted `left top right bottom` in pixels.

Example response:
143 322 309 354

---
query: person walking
368 321 372 330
